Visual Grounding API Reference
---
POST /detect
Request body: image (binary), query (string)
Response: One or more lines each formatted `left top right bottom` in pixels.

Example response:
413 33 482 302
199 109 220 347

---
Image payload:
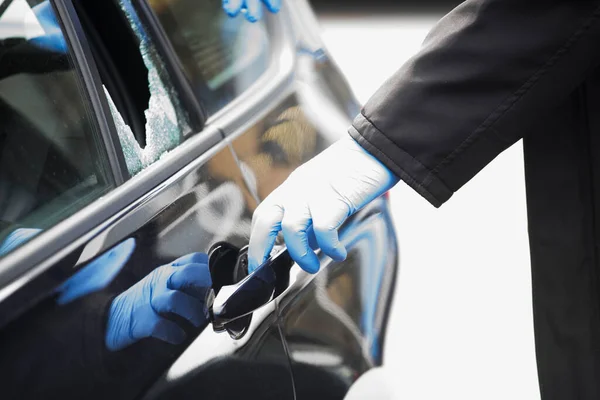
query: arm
249 0 600 273
351 0 600 207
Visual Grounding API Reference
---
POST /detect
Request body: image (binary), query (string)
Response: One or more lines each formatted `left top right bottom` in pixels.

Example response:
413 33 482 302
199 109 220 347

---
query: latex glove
0 228 42 256
222 0 281 23
248 135 398 274
105 253 211 351
56 238 136 305
29 1 68 53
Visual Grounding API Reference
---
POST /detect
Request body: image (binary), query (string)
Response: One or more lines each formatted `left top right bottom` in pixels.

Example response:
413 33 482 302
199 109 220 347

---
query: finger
171 252 208 267
0 228 42 256
248 201 284 273
168 263 212 298
222 0 243 17
244 0 262 22
152 290 206 327
309 196 349 262
306 225 319 250
281 203 320 274
131 309 186 345
262 0 281 13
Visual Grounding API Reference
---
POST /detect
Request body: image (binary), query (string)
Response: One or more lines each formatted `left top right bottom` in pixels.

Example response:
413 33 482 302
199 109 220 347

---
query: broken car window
146 0 271 115
115 0 191 175
76 0 193 176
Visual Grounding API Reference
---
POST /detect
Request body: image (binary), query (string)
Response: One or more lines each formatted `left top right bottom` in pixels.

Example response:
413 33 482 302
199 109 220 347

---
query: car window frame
0 0 295 303
52 0 130 185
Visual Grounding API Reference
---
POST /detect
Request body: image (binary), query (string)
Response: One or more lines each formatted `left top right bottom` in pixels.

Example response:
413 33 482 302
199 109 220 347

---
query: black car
0 0 398 398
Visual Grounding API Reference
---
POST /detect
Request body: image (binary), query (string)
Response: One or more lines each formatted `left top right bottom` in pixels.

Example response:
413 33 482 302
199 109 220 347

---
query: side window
73 0 194 177
0 0 115 256
73 0 192 176
147 0 271 115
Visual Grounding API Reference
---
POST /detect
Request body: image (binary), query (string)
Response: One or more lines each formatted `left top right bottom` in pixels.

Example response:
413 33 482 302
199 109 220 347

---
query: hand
248 135 399 274
222 0 281 23
0 228 42 256
30 1 68 53
105 253 212 351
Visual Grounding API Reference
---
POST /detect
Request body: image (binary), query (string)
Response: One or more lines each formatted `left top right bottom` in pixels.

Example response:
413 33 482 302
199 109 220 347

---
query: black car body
0 0 398 398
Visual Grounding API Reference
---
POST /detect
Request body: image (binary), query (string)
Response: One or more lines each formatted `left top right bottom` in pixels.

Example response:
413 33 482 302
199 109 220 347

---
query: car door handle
206 243 293 335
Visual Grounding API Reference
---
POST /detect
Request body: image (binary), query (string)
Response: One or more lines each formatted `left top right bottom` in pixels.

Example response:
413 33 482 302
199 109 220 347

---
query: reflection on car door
0 137 297 400
0 0 297 398
224 76 397 399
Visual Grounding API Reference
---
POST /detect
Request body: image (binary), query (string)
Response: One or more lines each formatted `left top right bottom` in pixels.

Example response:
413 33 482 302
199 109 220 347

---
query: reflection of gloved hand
105 253 212 351
0 228 42 256
29 1 68 53
222 0 281 22
248 135 399 274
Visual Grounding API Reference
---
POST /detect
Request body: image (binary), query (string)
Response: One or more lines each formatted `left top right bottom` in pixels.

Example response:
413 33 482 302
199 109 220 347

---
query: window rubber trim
132 0 207 131
52 0 129 184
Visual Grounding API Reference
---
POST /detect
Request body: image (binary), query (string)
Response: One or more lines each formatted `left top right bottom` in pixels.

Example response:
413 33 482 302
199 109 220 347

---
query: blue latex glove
222 0 281 23
29 1 68 53
248 136 399 274
105 252 212 351
56 238 136 305
0 228 42 256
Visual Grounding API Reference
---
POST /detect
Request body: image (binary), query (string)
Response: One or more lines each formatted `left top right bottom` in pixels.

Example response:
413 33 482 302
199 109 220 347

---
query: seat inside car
0 77 91 226
0 34 97 238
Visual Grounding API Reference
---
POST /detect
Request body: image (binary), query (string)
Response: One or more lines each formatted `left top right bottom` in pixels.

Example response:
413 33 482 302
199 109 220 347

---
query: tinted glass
147 0 271 115
0 139 295 400
0 0 114 256
72 0 195 177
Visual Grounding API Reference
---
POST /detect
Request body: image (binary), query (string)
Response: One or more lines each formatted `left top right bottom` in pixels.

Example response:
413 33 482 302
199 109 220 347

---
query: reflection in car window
0 0 115 257
147 0 271 115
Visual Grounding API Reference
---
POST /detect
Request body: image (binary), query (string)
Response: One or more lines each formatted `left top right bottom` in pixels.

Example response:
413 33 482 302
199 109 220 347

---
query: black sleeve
349 0 600 207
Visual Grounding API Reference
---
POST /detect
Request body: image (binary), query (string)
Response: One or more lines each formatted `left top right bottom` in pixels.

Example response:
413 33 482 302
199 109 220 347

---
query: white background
318 12 541 399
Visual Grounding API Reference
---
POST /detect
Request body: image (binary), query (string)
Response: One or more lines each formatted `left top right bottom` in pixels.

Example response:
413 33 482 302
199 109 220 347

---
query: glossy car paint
0 0 398 399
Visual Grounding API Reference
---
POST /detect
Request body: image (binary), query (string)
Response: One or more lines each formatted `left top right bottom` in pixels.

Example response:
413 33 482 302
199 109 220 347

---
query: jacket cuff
349 112 453 208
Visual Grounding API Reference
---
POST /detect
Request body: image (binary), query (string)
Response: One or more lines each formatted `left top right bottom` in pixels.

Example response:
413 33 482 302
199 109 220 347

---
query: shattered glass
104 85 143 174
107 0 192 176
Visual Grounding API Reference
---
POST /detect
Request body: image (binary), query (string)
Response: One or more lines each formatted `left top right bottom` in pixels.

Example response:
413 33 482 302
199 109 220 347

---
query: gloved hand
105 253 212 351
0 228 42 256
248 135 399 274
222 0 281 23
29 1 68 53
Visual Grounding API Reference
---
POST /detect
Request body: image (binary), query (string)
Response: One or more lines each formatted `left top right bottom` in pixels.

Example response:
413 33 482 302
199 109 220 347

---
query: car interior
73 0 150 146
0 0 114 245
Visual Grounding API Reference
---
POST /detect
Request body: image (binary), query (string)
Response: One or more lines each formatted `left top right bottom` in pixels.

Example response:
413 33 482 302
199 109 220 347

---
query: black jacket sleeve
349 0 600 207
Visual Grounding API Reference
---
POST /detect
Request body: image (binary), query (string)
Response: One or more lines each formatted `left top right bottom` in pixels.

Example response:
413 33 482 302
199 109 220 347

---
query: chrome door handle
206 242 293 336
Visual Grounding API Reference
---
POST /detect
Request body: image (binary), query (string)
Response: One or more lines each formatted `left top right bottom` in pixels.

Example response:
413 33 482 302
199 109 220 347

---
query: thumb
248 202 284 273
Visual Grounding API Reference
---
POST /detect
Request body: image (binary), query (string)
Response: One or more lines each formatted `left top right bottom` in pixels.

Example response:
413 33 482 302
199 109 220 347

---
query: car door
0 0 296 398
